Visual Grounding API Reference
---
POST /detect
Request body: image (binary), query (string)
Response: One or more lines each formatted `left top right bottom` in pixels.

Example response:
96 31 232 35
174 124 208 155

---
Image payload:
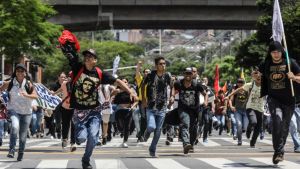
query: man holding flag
259 0 300 164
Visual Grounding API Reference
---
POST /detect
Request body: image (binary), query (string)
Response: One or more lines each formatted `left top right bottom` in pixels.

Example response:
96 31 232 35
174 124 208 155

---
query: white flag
272 0 284 43
112 55 120 76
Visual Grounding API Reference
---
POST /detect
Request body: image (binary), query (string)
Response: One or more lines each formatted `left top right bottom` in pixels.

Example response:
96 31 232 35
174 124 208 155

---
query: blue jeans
73 109 101 162
0 119 5 140
234 109 248 142
144 109 166 153
290 106 300 150
8 110 32 153
31 109 43 135
216 115 225 134
229 111 237 136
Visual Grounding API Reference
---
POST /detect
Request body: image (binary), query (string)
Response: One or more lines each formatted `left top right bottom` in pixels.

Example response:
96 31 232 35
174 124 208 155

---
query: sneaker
250 144 255 148
233 135 237 140
260 134 264 140
203 139 208 143
102 137 107 145
17 152 23 161
183 144 193 154
82 160 93 169
122 142 128 148
96 142 102 146
7 149 15 158
165 140 170 145
294 147 300 153
272 153 284 164
237 142 242 146
246 130 251 139
62 139 68 148
70 144 77 152
149 150 158 158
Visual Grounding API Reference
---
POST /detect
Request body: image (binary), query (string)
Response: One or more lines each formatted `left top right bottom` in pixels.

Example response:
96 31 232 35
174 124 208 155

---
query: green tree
137 37 159 51
0 0 62 63
236 0 300 68
203 55 250 84
39 40 144 84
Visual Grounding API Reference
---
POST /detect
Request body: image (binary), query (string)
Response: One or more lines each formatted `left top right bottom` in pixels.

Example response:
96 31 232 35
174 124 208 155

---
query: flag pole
282 33 295 96
272 0 294 96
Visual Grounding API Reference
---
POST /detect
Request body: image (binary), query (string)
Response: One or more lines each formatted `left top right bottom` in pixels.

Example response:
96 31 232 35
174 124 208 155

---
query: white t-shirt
7 78 33 115
243 82 265 113
98 85 112 114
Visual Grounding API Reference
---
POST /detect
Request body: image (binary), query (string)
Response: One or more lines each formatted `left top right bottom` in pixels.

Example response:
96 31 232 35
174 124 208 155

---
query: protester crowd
0 40 300 169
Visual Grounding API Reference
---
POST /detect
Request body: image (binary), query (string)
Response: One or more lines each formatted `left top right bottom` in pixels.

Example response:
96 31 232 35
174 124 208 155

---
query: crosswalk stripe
197 158 256 169
1 139 43 147
199 139 221 147
257 139 273 145
95 159 128 169
0 160 14 169
146 158 190 169
221 138 250 146
30 142 60 148
36 160 68 168
251 158 300 168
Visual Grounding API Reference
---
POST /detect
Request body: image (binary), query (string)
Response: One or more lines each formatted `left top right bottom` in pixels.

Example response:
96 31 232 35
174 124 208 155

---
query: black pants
246 109 263 146
138 102 147 138
61 107 75 144
115 109 133 142
54 106 62 137
178 109 198 146
44 115 55 137
202 107 212 141
267 97 294 155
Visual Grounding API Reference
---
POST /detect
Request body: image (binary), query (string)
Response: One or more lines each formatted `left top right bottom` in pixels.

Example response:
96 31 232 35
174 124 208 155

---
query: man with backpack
142 56 173 157
172 68 206 154
259 41 300 164
61 45 138 169
226 67 265 148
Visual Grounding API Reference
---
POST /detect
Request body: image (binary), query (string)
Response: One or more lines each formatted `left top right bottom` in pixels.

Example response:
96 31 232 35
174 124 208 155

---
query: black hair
154 56 165 65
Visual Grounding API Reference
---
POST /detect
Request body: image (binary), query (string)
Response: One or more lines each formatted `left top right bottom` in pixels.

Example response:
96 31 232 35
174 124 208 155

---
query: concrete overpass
48 0 261 31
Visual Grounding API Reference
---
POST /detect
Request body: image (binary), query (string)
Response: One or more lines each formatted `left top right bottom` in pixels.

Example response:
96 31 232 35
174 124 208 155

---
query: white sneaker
122 142 128 148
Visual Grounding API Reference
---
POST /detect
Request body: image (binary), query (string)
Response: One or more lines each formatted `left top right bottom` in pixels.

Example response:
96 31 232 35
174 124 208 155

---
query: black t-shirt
266 59 300 105
70 61 116 110
114 91 132 105
144 70 171 111
174 79 204 112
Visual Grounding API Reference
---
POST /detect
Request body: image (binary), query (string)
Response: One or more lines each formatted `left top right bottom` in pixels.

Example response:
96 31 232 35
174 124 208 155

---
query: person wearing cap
228 78 249 145
259 41 300 164
0 63 38 161
171 67 206 154
63 48 138 169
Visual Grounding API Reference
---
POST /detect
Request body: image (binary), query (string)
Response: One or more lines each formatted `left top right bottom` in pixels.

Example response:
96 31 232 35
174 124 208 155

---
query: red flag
58 30 80 52
214 64 220 96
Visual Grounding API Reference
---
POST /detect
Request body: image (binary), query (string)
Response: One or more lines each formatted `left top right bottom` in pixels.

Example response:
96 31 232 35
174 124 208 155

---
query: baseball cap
15 64 27 71
82 49 97 58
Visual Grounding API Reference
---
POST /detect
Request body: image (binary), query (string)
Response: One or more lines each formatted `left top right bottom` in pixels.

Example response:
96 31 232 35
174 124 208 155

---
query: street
0 132 299 169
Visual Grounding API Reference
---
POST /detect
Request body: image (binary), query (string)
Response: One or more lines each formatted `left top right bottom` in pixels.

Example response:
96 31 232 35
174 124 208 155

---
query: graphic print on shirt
152 75 168 110
237 90 248 103
269 65 286 89
74 73 100 107
180 90 196 107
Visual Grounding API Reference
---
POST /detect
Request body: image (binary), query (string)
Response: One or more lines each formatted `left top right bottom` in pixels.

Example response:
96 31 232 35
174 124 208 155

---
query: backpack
6 77 33 100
